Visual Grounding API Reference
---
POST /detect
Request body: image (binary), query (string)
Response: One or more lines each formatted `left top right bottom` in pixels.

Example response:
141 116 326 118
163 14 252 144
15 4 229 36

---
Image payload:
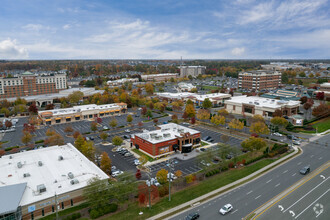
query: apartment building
141 73 178 82
38 103 127 125
179 66 206 78
0 71 67 99
238 70 281 90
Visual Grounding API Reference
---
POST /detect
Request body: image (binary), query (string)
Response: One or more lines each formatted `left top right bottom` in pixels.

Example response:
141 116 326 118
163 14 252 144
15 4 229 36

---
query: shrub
89 210 99 219
159 185 169 197
228 162 234 168
35 140 44 144
5 146 19 151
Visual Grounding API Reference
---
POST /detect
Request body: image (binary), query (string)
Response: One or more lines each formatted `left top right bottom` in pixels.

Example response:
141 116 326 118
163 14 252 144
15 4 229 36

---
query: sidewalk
147 147 300 220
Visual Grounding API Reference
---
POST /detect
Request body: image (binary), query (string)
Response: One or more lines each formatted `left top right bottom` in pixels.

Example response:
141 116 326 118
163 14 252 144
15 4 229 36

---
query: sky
0 0 329 60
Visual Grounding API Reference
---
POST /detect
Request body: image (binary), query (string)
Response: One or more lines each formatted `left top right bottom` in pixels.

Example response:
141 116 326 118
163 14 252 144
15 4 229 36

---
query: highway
169 134 330 220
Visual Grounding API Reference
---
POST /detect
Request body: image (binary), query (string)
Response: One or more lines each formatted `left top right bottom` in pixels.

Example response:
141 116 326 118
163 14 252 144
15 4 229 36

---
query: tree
316 92 325 100
210 115 226 126
100 132 108 143
153 118 158 125
190 88 198 93
228 119 244 130
197 109 210 120
68 91 84 104
0 149 5 157
312 104 330 117
184 104 196 118
64 125 74 134
299 96 308 104
81 141 96 161
146 110 153 118
250 122 270 135
46 128 56 136
185 174 194 184
308 73 314 78
202 98 213 109
175 170 182 178
44 133 64 146
45 103 55 110
241 137 267 152
95 117 102 124
135 169 142 180
109 118 118 128
221 135 229 144
4 120 12 129
251 114 265 123
83 178 110 210
73 131 81 139
273 109 283 117
218 109 229 116
171 114 178 120
141 107 147 115
28 102 38 114
270 117 289 128
100 152 111 174
90 121 98 132
156 169 168 184
138 121 143 129
299 72 306 77
182 111 189 120
191 117 196 124
145 83 154 95
21 131 32 145
112 136 123 146
303 102 313 119
127 114 133 124
74 135 86 152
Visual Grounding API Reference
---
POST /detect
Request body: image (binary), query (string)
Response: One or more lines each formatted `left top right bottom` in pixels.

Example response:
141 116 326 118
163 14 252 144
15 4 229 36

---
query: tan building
238 70 281 90
0 143 108 220
38 103 127 125
141 73 178 81
0 71 67 99
179 66 206 78
225 96 300 117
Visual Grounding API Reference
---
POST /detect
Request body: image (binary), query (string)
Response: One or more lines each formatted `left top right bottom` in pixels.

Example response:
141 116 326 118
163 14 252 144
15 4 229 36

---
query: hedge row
89 204 118 219
245 154 266 165
205 169 220 177
35 140 44 144
62 213 81 220
5 146 20 151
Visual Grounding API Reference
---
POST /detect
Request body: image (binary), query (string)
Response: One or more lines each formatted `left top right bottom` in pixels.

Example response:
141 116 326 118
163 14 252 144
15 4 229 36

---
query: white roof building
177 82 196 92
107 78 138 86
0 143 108 208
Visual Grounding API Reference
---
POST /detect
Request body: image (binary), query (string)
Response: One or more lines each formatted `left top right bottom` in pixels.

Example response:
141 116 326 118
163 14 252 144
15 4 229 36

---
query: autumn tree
135 169 142 180
44 133 64 146
197 109 210 120
112 136 123 146
109 118 118 128
228 119 244 130
156 169 168 184
81 141 96 161
46 128 56 136
299 96 308 104
4 120 12 129
64 125 74 134
138 121 143 129
28 102 38 114
74 135 86 152
312 104 330 117
273 109 283 117
145 83 154 95
251 114 265 123
175 170 182 178
90 121 98 132
68 91 84 104
126 114 133 124
210 115 225 126
202 98 213 109
316 92 325 100
171 114 178 120
141 107 147 115
184 104 196 118
21 131 32 146
153 118 158 125
100 132 108 143
100 152 111 174
218 109 229 116
73 131 81 139
241 137 267 152
249 122 270 135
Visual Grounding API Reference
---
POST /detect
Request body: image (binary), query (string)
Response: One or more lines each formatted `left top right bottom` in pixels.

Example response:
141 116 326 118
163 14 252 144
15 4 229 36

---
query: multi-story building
179 66 206 78
177 82 196 92
238 70 281 90
38 103 127 125
0 71 67 99
314 82 330 100
141 73 178 82
224 96 300 117
131 123 201 158
0 143 108 220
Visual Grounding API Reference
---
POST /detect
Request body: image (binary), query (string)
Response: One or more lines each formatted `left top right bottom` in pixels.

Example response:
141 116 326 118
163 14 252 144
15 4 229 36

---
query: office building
238 70 281 90
179 66 206 78
141 73 178 82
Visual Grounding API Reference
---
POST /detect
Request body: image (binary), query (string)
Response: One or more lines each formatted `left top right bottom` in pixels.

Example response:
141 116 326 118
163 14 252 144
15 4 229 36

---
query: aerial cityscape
0 1 329 220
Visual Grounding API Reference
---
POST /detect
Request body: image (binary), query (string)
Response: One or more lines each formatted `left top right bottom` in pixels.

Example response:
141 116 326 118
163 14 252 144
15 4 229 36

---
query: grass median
106 159 275 220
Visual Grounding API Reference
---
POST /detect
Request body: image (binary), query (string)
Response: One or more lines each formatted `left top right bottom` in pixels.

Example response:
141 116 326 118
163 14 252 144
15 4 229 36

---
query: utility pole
146 170 152 210
168 159 175 201
55 193 59 220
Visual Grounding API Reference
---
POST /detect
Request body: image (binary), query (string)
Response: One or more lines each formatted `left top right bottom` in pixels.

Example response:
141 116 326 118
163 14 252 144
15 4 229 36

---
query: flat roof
141 73 177 77
134 123 200 144
225 95 300 109
0 183 26 215
156 92 231 101
0 143 108 207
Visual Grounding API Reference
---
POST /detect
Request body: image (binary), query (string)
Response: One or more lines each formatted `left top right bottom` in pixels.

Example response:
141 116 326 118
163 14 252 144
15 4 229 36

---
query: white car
293 140 301 145
111 170 123 177
219 204 233 215
273 132 283 137
151 178 160 186
116 147 123 152
125 129 130 133
134 159 141 166
167 173 177 180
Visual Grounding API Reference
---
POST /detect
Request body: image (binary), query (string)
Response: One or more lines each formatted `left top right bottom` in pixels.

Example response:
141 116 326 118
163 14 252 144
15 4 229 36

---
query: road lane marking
295 188 330 219
292 173 297 177
284 176 330 212
283 170 288 174
266 179 272 183
298 162 302 165
319 157 322 160
255 195 261 200
275 183 281 187
247 190 253 195
231 209 238 214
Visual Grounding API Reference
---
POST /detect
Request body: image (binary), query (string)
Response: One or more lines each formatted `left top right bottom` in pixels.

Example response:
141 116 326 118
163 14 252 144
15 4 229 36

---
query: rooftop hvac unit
17 162 23 168
9 156 12 159
68 172 74 179
70 179 79 185
23 173 30 178
58 156 64 161
37 184 46 193
38 161 43 166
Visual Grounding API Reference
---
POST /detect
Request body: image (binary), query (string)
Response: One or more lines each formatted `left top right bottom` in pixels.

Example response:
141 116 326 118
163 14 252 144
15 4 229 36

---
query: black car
123 135 131 139
90 136 94 141
202 136 212 141
185 212 200 220
300 165 310 175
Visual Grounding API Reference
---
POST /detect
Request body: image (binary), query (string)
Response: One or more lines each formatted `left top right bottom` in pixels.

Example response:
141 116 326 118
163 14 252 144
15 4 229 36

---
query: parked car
273 132 282 137
151 178 160 186
116 147 123 152
200 160 211 167
125 129 130 133
300 165 310 175
185 212 200 220
135 114 140 117
200 148 206 152
293 140 301 145
167 173 177 180
120 150 128 155
124 152 133 157
134 159 141 166
103 126 109 130
112 170 123 177
123 135 131 139
219 204 233 215
202 136 212 141
89 136 94 140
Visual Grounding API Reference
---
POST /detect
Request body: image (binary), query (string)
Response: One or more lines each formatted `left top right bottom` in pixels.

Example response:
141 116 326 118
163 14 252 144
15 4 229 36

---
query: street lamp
145 172 152 210
167 159 175 201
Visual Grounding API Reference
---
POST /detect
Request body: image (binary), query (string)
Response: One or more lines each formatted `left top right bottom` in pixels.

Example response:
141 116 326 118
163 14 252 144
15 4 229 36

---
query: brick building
131 123 201 158
0 143 108 220
179 66 206 78
0 71 67 99
238 70 281 90
141 73 178 81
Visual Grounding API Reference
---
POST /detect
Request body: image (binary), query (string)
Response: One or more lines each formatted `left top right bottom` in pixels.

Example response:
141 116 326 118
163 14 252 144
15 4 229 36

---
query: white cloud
63 24 71 30
0 39 28 59
22 24 50 32
231 47 245 56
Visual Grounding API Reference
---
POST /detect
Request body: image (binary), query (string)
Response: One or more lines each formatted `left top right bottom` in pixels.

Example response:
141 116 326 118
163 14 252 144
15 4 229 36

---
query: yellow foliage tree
228 119 244 130
156 169 168 184
184 104 196 118
210 115 226 126
249 122 270 135
100 152 112 174
197 109 210 120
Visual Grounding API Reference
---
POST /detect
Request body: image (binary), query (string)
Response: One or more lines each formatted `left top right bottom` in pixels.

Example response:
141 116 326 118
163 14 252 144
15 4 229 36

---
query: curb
147 147 300 220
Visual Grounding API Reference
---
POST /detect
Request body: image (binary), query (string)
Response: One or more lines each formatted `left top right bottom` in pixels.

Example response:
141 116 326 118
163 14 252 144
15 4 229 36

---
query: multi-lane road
170 134 330 220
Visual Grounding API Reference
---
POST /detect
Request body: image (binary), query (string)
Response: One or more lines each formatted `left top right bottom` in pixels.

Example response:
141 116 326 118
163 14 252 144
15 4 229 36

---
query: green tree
100 152 112 174
83 178 111 210
112 136 123 146
156 169 168 184
90 121 98 132
145 83 154 95
100 132 108 143
249 122 270 135
270 117 289 128
74 135 86 152
126 114 133 124
109 118 118 128
81 141 96 161
241 137 267 152
68 91 84 104
21 131 32 146
146 110 153 118
202 98 213 109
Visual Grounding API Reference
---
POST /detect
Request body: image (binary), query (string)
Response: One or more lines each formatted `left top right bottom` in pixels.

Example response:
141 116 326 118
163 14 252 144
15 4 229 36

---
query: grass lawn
40 203 89 220
200 141 209 146
312 117 330 133
106 159 275 220
201 85 220 90
132 148 154 162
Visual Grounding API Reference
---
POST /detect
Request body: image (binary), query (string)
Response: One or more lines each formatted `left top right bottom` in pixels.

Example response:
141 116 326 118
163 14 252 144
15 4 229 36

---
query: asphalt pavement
168 134 330 220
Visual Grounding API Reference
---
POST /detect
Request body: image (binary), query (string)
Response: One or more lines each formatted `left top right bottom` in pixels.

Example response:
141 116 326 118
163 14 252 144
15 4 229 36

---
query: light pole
168 159 175 201
146 169 152 209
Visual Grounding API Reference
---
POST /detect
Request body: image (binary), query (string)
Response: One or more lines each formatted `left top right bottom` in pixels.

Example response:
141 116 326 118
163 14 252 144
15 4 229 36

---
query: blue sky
0 0 329 59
